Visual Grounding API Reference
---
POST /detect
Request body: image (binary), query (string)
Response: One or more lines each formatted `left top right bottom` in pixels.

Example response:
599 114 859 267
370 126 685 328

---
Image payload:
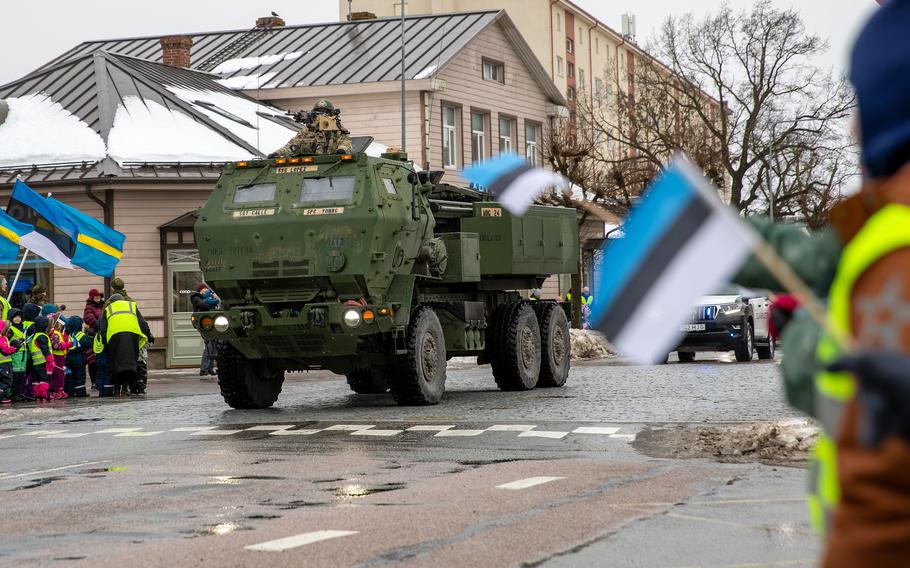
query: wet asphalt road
0 355 820 567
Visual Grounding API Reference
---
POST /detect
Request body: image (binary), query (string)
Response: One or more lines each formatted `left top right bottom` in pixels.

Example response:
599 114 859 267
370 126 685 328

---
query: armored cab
194 138 578 408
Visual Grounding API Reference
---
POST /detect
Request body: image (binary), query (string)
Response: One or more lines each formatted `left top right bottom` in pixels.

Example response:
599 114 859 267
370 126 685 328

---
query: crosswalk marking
245 530 359 552
573 426 620 435
609 433 636 440
20 430 69 436
486 425 537 432
269 429 323 436
496 476 565 490
191 429 244 436
406 425 455 432
93 428 142 434
324 425 375 431
39 433 90 439
434 429 485 437
171 427 217 432
245 425 295 431
351 429 403 437
114 431 164 437
517 430 569 439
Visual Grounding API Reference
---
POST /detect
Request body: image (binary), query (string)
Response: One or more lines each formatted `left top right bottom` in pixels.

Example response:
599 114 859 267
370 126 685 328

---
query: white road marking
115 431 164 437
405 425 455 432
244 530 359 552
496 476 566 490
350 429 403 437
39 433 90 439
486 425 537 432
19 430 69 436
0 461 109 480
573 427 621 435
517 430 569 439
434 429 485 437
171 427 217 432
245 425 295 431
324 425 375 431
191 430 243 436
269 429 323 436
94 428 142 434
609 434 636 440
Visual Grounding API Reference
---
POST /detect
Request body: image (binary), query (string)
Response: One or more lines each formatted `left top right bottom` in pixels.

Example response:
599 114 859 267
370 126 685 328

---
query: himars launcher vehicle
194 138 579 409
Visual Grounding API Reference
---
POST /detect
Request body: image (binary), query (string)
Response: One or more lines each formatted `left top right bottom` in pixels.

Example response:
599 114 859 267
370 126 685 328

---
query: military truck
193 137 578 408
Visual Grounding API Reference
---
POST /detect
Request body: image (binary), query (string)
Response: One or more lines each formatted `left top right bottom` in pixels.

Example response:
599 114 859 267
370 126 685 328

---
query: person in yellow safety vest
98 293 152 397
7 308 28 402
26 315 53 400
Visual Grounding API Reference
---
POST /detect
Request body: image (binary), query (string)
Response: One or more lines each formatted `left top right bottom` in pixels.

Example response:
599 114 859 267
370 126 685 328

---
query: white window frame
499 117 515 153
471 111 488 163
482 59 504 84
556 56 564 77
566 38 574 54
442 105 459 169
595 77 603 98
525 122 540 166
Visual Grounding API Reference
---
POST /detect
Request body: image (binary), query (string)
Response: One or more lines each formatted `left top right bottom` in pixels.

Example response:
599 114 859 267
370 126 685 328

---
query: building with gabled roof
0 10 568 367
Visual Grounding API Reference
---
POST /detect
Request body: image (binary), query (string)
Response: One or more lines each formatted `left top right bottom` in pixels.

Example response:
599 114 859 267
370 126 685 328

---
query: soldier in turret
272 99 353 157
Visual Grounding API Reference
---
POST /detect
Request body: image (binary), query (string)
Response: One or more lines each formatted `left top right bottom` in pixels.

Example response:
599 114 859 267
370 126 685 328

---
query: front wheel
756 336 776 360
492 303 541 391
534 302 570 387
217 343 285 409
734 322 754 362
389 306 447 405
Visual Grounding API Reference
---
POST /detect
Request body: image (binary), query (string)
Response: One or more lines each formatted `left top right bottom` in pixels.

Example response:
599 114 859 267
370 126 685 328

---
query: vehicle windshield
298 176 357 205
233 182 277 203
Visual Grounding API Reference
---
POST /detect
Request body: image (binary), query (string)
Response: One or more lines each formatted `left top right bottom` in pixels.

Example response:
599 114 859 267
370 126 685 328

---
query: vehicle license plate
681 323 706 332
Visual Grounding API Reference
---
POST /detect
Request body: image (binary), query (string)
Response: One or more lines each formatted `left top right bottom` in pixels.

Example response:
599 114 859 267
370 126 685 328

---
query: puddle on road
333 482 406 498
11 476 65 491
244 514 282 520
52 556 87 561
181 522 253 538
207 475 285 485
261 499 331 510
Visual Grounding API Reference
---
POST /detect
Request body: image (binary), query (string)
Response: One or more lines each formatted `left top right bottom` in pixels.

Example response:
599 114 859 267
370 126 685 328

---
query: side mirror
429 170 445 185
417 171 430 185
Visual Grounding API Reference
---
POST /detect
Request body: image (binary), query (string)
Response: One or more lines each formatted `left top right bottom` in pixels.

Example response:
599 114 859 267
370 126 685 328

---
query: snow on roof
414 64 438 80
215 72 278 90
0 93 106 167
108 96 252 164
211 52 304 75
165 86 298 156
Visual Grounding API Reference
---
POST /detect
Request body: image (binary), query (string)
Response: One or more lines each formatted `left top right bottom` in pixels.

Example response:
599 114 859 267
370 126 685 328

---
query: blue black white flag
7 180 77 269
462 153 568 216
590 156 757 365
49 198 125 277
0 209 34 264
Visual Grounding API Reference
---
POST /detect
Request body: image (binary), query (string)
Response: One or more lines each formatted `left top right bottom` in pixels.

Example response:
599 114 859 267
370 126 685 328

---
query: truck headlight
719 303 742 317
213 315 230 332
342 309 361 328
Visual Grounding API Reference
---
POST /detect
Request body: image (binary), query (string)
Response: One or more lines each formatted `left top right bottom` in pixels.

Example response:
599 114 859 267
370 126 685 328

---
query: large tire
492 303 541 391
534 302 570 387
677 351 696 363
346 368 389 394
217 343 284 409
756 336 775 360
734 321 755 362
389 306 447 405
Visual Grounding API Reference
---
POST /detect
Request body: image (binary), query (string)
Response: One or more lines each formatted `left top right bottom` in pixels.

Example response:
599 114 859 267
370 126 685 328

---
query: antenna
621 14 637 42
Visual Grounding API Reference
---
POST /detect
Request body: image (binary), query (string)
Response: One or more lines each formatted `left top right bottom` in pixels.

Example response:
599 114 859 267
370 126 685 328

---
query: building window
482 59 504 83
556 56 564 77
499 117 515 153
595 77 603 98
566 38 574 54
471 111 489 163
525 122 540 166
579 27 583 42
442 105 459 169
556 12 561 31
578 68 585 86
567 86 576 102
595 36 599 54
567 62 575 78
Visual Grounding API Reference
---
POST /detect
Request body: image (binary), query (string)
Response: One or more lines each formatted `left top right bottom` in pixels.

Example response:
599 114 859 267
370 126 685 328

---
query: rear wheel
492 303 541 391
389 306 447 405
217 343 284 409
756 336 776 360
677 351 696 363
734 321 755 362
534 302 570 387
346 368 389 394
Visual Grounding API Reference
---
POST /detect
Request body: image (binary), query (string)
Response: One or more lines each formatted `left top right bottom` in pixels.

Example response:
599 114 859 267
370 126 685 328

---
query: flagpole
8 249 28 303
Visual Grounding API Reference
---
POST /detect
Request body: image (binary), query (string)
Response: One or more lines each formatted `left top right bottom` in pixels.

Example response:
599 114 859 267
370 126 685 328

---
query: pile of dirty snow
570 329 616 360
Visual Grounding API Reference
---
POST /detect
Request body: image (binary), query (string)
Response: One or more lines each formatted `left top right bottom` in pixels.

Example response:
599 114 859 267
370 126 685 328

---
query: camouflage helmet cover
312 99 335 113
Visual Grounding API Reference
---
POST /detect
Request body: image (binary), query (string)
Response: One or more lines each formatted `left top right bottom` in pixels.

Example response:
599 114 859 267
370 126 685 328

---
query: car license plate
681 324 705 332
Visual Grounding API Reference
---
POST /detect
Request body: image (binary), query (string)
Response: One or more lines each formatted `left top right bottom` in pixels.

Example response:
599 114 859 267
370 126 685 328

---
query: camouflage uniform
273 99 353 157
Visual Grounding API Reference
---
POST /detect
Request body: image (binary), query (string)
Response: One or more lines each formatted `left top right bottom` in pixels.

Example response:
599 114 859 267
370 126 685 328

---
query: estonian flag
462 153 568 216
49 197 125 277
7 180 77 269
0 209 33 264
590 157 757 365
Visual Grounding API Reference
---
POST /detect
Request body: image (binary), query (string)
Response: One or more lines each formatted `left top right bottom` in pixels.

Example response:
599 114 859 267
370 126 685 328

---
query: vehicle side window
298 176 356 205
233 182 277 203
382 178 397 195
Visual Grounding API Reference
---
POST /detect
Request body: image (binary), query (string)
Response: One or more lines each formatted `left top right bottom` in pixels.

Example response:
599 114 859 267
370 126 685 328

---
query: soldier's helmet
312 99 336 114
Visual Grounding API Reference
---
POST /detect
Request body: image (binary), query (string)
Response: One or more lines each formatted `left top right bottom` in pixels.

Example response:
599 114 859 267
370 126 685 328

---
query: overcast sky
0 1 878 86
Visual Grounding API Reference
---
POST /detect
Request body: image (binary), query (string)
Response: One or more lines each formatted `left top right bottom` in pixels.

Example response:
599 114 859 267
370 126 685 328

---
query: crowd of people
0 277 152 404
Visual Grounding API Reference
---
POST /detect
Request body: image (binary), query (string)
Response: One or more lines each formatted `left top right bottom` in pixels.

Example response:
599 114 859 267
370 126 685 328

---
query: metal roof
25 11 564 103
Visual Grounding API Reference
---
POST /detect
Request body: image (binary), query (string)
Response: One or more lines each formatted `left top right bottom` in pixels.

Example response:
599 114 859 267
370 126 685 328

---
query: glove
10 338 23 349
267 152 279 159
827 351 910 447
336 148 347 154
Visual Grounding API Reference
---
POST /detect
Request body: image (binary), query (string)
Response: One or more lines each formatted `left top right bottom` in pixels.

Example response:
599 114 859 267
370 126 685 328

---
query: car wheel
734 321 754 362
756 336 775 360
677 351 696 363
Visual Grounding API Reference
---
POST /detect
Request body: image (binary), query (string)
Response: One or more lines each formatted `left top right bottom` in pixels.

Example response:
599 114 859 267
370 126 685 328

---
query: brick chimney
160 35 193 68
256 16 286 28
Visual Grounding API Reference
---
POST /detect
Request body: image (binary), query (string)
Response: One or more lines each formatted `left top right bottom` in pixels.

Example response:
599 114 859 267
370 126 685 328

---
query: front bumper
676 316 746 352
194 303 401 360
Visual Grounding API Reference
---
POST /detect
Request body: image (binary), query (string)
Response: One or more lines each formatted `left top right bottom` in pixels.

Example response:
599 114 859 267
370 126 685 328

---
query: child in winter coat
48 314 72 399
8 308 29 402
64 316 90 397
0 322 16 404
26 315 53 401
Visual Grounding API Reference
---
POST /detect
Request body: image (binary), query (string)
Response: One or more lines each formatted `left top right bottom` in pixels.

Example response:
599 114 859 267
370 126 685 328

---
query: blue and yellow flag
0 209 30 263
48 198 125 277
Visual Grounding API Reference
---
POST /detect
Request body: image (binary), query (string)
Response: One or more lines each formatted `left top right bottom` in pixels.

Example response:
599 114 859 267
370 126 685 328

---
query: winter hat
40 304 59 316
87 288 102 300
8 307 22 323
65 315 83 334
850 0 910 178
31 315 49 334
21 303 40 322
197 282 208 292
111 277 126 292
